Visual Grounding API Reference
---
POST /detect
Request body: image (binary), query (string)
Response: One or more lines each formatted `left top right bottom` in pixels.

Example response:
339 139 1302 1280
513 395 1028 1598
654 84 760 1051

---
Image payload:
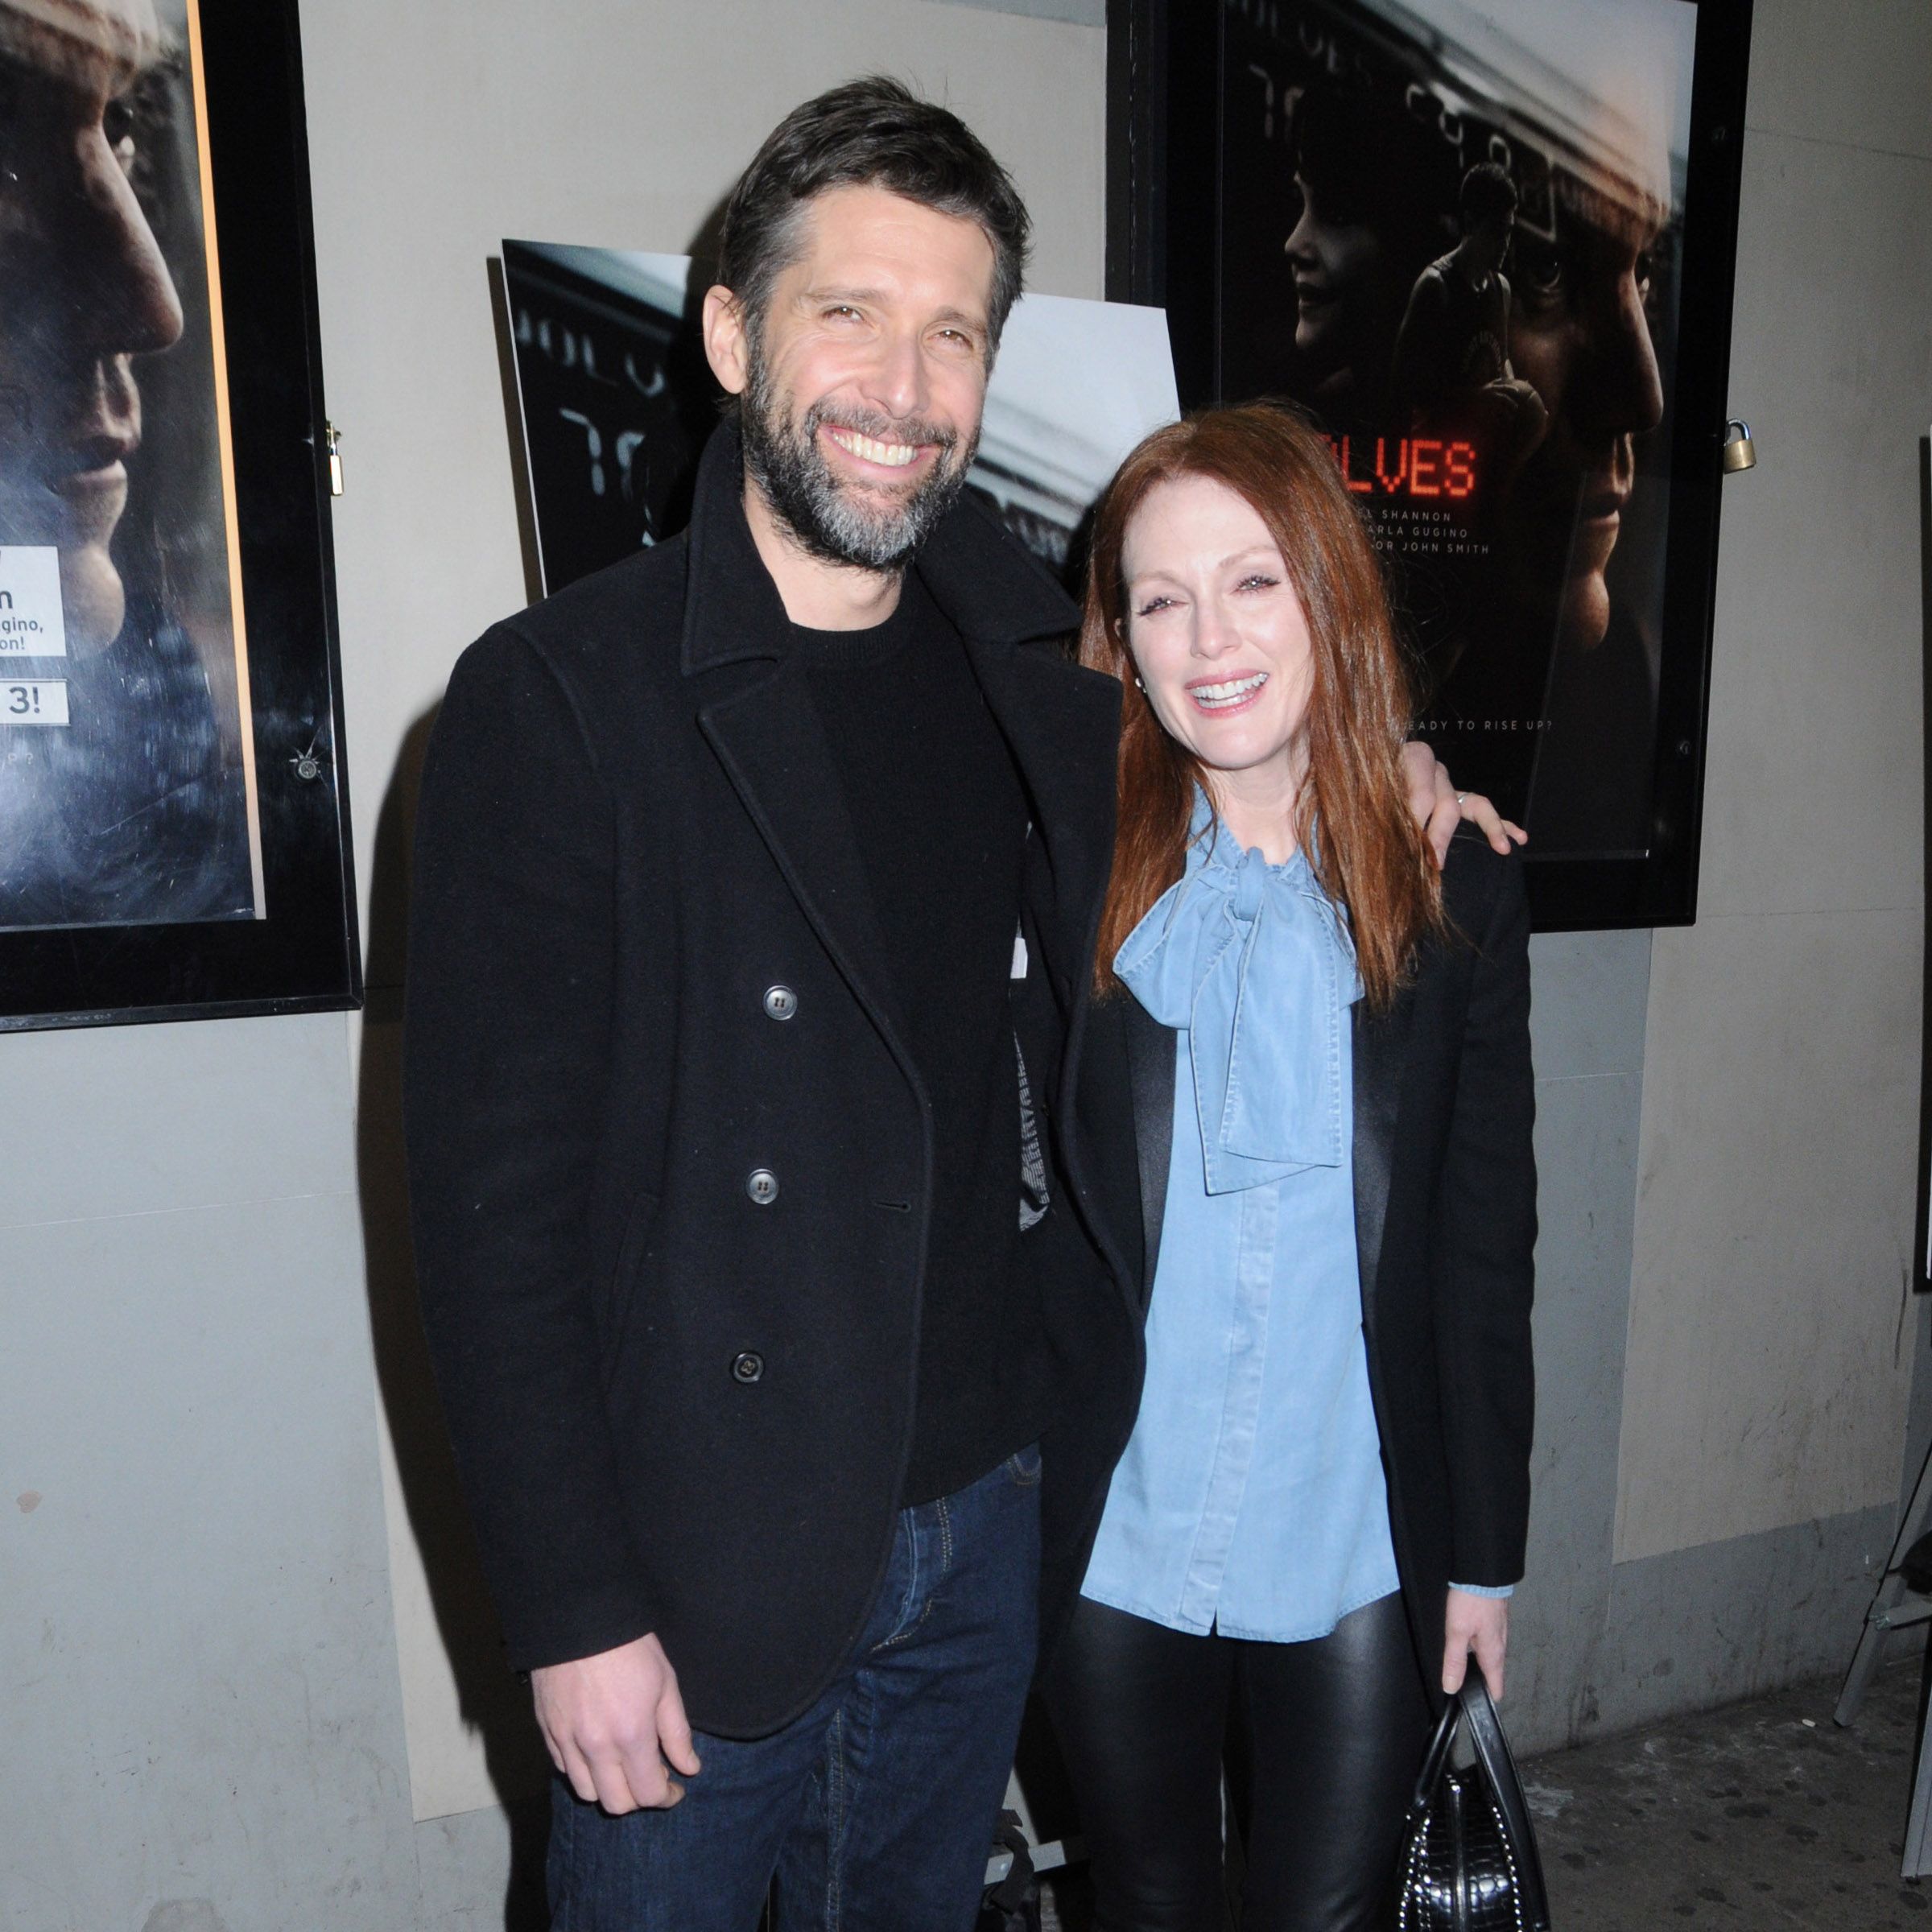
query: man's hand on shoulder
532 1633 701 1814
1399 741 1527 865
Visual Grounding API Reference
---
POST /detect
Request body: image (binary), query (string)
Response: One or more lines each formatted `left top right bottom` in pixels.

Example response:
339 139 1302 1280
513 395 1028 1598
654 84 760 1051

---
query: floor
1039 1657 1931 1929
1530 1660 1927 1930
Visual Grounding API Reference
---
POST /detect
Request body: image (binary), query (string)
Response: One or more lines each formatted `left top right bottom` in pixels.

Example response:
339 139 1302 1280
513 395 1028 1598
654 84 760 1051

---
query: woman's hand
1399 744 1529 865
1442 1588 1509 1699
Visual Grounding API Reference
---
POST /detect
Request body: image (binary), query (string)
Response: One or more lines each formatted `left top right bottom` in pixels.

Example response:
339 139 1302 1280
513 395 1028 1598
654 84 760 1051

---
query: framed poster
1108 0 1752 929
0 0 357 1030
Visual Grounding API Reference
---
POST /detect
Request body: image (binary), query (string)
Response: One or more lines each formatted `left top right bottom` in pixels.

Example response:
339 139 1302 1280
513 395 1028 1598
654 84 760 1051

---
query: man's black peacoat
403 427 1146 1739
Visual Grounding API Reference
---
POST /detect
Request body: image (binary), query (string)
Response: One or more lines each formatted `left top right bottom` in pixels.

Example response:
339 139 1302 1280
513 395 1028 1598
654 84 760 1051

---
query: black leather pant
1046 1590 1430 1932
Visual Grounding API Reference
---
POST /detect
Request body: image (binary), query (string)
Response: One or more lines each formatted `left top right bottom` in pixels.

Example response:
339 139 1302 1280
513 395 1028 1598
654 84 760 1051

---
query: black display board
0 0 357 1030
1109 0 1752 931
500 242 719 597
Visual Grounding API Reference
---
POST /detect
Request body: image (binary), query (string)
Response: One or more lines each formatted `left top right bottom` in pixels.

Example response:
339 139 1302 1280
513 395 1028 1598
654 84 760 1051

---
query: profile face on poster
1216 0 1699 857
0 0 262 933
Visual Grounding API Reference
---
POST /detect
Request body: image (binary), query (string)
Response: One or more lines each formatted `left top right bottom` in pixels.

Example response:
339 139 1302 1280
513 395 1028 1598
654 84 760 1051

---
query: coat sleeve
1432 840 1538 1588
402 623 658 1671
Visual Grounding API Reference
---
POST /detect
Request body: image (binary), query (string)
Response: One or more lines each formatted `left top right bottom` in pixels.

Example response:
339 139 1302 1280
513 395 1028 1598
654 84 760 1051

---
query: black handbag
1396 1667 1552 1931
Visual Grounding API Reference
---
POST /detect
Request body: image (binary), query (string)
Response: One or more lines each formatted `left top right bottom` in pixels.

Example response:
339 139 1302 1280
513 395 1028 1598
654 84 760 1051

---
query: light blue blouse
1079 796 1403 1641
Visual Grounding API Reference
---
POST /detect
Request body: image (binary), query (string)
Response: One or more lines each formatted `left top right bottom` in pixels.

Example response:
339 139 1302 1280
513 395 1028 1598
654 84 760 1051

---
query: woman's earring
1133 674 1146 691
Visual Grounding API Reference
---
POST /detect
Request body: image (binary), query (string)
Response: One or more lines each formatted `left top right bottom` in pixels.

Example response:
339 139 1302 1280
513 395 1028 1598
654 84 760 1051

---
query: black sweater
795 571 1046 1501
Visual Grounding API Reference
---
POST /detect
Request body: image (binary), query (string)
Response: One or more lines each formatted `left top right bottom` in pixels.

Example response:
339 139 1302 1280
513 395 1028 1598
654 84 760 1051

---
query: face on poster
501 239 1179 596
1217 0 1696 854
0 0 262 931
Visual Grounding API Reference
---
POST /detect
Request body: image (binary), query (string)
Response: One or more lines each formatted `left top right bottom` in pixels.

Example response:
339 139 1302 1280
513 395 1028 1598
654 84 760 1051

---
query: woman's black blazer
1102 827 1537 1694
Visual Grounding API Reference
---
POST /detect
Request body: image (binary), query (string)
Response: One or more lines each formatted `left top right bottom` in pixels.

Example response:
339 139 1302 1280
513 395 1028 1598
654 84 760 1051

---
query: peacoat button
762 985 799 1021
745 1167 779 1206
731 1351 764 1384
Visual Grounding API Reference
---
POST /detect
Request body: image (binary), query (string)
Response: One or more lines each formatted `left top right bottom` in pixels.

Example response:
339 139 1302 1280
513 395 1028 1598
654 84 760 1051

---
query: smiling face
708 182 995 573
0 0 184 652
1121 473 1317 807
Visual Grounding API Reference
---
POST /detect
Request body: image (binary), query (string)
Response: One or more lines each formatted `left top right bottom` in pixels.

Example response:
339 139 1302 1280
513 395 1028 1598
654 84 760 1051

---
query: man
1392 160 1546 460
1278 85 1456 431
0 0 254 929
405 79 1492 1930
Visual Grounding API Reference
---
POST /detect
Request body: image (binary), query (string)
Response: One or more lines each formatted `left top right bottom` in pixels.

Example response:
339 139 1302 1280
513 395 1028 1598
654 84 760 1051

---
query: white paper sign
1 678 70 725
0 546 67 657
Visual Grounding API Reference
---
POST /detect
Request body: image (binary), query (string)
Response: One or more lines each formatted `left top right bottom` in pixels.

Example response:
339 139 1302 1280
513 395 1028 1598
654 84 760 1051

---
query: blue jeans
547 1443 1043 1931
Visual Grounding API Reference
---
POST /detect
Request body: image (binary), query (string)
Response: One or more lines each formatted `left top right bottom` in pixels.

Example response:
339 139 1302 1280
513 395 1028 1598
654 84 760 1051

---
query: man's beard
739 347 976 572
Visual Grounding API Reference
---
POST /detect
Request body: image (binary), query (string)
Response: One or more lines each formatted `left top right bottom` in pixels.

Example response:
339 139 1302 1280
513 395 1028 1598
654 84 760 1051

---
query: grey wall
3 0 1929 1925
1 1018 422 1931
1506 0 1932 1755
1511 923 1908 1755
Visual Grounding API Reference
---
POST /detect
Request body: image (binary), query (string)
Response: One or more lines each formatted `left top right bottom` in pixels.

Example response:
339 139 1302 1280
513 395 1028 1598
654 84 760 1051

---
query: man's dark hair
716 76 1030 357
1459 162 1518 233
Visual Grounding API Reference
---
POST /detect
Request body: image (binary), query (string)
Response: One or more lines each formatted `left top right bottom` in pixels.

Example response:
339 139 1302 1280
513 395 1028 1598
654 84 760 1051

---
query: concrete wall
1505 0 1932 1755
2 0 1928 1926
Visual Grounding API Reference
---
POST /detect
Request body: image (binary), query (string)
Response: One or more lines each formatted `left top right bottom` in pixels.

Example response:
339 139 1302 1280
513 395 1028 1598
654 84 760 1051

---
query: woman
1048 404 1536 1931
1279 88 1456 428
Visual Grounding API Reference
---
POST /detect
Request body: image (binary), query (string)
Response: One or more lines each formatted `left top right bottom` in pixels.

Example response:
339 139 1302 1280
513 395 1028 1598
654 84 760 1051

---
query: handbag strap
1409 1684 1464 1815
1455 1667 1553 1932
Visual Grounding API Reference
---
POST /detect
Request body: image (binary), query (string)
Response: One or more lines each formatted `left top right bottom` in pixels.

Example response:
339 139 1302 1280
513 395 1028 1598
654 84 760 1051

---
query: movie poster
1217 0 1697 853
0 0 262 931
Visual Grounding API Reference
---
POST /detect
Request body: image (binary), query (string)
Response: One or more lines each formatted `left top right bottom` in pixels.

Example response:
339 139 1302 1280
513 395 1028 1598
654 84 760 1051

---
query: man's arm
407 628 704 1811
1400 741 1526 862
403 626 658 1670
1392 266 1452 417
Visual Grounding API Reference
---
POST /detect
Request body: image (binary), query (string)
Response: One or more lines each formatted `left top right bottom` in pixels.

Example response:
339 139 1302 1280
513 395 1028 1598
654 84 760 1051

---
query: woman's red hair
1080 402 1444 1009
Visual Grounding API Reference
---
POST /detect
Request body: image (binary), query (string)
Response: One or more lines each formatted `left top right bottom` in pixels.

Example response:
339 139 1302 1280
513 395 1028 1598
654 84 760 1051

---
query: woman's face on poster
1282 172 1404 389
0 0 184 652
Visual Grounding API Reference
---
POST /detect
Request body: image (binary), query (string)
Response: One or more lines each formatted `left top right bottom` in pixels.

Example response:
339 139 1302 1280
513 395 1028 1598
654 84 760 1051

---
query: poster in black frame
1108 0 1752 931
0 0 357 1030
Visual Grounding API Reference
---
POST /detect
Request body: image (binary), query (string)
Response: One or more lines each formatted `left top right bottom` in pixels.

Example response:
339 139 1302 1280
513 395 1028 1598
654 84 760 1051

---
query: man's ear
702 285 750 397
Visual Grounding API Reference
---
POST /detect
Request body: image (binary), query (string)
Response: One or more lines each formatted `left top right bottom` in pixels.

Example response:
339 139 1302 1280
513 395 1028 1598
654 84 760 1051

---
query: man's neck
742 479 905 631
1448 239 1494 290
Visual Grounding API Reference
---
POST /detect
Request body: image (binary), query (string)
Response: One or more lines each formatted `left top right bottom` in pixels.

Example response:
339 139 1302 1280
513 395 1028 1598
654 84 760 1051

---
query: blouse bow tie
1115 794 1362 1195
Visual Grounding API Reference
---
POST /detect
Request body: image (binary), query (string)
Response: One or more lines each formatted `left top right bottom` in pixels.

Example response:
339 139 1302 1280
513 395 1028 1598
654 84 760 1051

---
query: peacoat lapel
699 657 914 1051
917 491 1121 1008
681 426 1117 1092
683 427 915 1063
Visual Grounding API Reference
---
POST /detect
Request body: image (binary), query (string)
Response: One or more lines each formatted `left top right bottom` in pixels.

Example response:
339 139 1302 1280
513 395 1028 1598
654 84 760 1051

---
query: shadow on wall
346 210 735 1932
357 702 550 1931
